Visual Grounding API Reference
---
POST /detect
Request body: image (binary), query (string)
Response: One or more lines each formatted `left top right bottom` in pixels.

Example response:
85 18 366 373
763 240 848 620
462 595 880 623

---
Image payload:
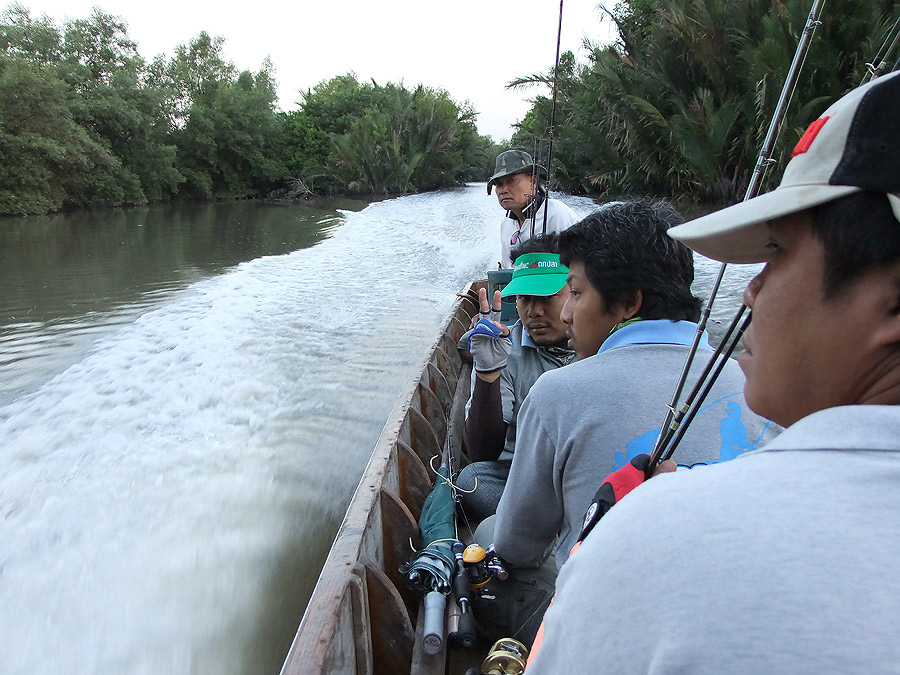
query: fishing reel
461 542 509 595
464 638 529 675
447 542 510 649
446 542 512 650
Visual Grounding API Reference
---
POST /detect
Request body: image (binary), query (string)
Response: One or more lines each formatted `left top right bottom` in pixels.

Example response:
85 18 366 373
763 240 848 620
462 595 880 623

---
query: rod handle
423 591 446 655
457 605 477 649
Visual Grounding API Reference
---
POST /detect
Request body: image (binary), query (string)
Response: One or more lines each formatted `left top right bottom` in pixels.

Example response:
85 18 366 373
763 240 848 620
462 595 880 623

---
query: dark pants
456 460 513 522
468 516 557 649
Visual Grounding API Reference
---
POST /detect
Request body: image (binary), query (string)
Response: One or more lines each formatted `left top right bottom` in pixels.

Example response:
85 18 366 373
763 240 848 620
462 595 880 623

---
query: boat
279 281 486 675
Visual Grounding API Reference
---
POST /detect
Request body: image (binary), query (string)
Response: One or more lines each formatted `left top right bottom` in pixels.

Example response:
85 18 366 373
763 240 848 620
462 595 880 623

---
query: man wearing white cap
524 71 900 674
487 150 580 269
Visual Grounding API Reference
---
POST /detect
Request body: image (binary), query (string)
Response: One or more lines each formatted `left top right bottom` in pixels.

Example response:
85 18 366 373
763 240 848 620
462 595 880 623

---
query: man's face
516 286 570 347
493 172 535 215
740 209 900 427
560 260 622 360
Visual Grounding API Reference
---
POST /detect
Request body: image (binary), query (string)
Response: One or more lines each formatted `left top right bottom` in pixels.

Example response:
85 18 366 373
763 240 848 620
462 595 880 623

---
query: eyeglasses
510 229 522 246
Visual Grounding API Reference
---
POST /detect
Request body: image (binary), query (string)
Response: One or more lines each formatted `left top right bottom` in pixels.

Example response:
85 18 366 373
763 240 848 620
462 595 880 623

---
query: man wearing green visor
491 199 776 573
458 237 574 522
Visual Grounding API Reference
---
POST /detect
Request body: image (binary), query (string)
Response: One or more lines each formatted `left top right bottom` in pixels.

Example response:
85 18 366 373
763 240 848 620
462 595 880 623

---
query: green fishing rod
649 0 826 469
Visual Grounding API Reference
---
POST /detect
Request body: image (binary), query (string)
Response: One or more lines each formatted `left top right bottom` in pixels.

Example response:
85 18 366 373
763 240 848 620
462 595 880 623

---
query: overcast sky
7 0 617 141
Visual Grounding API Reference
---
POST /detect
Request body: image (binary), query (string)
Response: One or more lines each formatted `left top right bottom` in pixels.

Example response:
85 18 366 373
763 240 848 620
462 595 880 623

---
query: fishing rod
660 311 753 462
649 0 825 469
520 0 564 243
541 0 565 236
862 14 900 83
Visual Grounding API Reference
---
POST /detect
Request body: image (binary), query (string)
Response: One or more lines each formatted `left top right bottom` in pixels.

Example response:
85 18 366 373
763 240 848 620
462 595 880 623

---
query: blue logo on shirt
613 394 770 469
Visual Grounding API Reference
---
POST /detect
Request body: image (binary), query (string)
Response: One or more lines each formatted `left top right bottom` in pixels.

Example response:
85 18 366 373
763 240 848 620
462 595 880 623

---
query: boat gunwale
280 282 481 675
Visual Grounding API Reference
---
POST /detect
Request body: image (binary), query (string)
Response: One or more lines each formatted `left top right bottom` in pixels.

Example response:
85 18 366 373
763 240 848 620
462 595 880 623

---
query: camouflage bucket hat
487 150 547 194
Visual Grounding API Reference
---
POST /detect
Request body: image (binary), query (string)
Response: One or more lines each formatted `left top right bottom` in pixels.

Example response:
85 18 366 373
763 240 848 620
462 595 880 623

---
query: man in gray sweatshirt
493 200 776 572
525 71 900 674
474 199 776 647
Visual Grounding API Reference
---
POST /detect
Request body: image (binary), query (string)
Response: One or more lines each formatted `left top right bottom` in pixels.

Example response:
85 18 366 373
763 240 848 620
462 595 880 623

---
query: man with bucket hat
524 72 900 674
458 235 574 522
488 150 579 269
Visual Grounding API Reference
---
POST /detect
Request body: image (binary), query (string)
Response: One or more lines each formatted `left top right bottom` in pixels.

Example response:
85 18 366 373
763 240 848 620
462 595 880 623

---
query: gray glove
468 319 512 373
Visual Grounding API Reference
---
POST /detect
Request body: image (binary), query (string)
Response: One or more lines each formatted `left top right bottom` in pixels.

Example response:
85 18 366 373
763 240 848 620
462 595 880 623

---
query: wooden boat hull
280 282 482 675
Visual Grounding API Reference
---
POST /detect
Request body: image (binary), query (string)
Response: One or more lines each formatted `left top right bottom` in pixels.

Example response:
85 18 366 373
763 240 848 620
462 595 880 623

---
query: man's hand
576 454 676 543
469 288 511 376
466 286 503 330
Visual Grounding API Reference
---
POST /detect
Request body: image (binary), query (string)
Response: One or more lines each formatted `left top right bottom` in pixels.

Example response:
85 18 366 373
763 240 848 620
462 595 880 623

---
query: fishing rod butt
422 590 447 655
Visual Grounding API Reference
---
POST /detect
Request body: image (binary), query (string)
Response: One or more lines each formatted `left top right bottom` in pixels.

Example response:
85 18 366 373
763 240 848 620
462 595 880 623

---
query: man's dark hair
558 199 701 322
511 232 559 261
812 191 900 299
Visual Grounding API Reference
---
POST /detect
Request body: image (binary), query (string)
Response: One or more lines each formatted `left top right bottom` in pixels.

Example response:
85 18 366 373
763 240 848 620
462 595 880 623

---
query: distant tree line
511 0 899 206
0 4 499 216
7 1 895 218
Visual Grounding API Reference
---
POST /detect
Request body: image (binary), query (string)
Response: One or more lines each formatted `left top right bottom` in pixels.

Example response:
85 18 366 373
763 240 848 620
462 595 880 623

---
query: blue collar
518 322 538 349
518 322 571 353
596 320 710 355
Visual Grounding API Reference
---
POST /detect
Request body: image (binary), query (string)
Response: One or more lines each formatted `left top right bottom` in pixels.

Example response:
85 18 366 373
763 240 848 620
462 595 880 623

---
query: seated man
458 235 574 521
525 72 900 673
492 199 778 572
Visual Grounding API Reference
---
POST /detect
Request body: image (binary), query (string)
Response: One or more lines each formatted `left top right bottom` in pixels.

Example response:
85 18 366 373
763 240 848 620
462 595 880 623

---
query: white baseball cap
669 71 900 263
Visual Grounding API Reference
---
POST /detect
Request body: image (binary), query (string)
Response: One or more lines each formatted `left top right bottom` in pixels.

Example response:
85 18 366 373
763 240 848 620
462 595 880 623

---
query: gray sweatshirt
494 320 778 570
525 404 900 674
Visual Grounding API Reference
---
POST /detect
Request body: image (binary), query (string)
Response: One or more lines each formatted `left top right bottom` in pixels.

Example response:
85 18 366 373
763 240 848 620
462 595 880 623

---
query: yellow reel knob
463 543 486 564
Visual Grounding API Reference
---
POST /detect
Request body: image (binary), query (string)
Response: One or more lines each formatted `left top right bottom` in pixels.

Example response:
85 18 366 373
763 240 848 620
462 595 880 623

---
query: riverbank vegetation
511 0 899 205
2 1 898 216
0 4 498 216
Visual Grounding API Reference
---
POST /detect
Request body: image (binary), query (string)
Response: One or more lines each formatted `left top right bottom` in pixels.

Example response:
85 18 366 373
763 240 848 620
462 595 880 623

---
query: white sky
7 0 618 141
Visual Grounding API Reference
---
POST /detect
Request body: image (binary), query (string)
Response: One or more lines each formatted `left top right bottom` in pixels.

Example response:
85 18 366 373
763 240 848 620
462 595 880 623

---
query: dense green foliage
0 5 495 215
287 75 495 195
512 0 900 204
5 1 896 216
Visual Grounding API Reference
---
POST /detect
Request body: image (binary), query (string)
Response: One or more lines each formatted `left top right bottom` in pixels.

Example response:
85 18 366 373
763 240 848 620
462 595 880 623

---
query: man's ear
854 260 900 355
619 289 643 321
877 265 900 347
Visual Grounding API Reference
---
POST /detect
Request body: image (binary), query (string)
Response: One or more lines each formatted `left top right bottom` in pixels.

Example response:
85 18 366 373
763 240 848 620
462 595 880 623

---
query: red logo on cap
527 262 539 268
791 116 830 157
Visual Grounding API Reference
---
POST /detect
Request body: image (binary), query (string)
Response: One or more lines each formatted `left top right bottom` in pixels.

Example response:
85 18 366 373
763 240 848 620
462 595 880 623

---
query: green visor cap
501 252 569 297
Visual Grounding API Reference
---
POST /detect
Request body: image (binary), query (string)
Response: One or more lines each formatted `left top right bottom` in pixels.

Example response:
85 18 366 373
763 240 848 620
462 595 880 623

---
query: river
0 186 758 675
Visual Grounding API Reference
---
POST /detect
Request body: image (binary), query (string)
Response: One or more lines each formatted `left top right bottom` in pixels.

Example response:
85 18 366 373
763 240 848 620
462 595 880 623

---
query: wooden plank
349 566 375 675
433 347 458 396
395 440 433 522
360 556 415 675
417 380 448 447
379 487 421 622
427 361 453 412
407 406 442 473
